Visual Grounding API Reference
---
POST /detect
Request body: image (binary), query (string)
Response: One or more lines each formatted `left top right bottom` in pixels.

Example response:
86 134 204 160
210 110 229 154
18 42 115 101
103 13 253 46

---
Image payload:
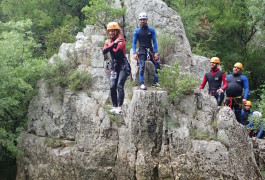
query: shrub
158 62 198 100
157 31 177 64
247 115 264 134
44 57 92 92
68 71 92 91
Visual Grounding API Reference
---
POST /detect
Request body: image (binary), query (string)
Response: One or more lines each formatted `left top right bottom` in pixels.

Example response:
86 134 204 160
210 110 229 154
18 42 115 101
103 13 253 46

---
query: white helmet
139 12 148 20
253 111 262 118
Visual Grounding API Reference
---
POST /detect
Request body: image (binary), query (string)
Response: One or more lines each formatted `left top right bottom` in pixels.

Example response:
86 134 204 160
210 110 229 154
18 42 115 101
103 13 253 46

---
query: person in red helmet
198 57 227 106
103 22 127 115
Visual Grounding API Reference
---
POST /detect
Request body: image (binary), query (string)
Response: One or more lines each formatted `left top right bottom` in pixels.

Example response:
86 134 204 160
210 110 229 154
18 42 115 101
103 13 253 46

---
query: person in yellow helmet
241 101 252 125
198 57 227 106
225 62 249 123
103 22 128 115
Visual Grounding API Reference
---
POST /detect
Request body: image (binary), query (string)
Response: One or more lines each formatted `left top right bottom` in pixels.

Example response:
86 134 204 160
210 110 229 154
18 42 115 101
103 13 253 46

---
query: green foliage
46 18 78 57
158 62 198 100
44 57 92 92
247 115 264 133
0 20 46 159
157 31 177 64
82 0 126 29
0 0 88 56
0 128 23 160
68 71 92 91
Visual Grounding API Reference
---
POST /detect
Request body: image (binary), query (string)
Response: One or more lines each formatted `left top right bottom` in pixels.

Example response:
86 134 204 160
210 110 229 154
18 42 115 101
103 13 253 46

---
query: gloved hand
154 53 159 60
217 88 224 93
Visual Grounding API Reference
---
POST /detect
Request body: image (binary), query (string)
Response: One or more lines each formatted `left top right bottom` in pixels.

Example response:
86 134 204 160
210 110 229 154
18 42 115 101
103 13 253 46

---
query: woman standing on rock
103 22 128 115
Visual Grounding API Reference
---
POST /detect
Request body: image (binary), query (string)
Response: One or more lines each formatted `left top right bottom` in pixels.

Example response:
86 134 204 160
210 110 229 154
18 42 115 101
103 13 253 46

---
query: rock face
16 1 263 180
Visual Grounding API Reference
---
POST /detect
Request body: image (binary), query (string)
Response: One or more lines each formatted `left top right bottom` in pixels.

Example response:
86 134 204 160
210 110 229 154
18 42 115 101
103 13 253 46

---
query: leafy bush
68 71 92 91
247 115 264 134
46 25 76 58
82 0 126 29
158 62 198 100
157 31 177 64
44 57 92 92
0 128 23 160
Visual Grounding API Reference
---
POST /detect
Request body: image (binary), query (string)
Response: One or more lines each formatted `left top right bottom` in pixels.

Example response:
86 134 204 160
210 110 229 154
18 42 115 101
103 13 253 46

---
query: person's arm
103 40 114 54
221 73 228 90
247 122 253 129
198 75 207 89
132 29 139 54
150 27 158 54
112 36 125 54
241 75 249 100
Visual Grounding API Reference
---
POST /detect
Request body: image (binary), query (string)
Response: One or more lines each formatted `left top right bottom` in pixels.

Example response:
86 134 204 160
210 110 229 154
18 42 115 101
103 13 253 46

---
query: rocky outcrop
16 1 263 179
17 85 262 179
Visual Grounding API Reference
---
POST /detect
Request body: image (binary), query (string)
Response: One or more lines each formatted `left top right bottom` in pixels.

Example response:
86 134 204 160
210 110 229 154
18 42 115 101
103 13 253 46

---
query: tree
0 20 47 159
82 0 126 30
0 0 89 57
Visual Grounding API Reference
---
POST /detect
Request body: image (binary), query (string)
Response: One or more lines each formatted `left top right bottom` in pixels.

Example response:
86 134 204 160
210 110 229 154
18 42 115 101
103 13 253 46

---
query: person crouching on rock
241 101 252 125
103 22 127 115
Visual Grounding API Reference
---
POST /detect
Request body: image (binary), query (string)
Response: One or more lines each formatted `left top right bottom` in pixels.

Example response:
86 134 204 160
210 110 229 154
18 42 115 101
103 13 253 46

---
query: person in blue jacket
132 12 160 90
247 111 264 139
225 62 249 123
241 101 253 125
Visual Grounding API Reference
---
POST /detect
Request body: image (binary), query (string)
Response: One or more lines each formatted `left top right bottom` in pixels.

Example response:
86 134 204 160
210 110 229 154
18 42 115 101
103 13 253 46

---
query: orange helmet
210 57 220 64
245 101 252 107
234 62 243 70
107 22 121 32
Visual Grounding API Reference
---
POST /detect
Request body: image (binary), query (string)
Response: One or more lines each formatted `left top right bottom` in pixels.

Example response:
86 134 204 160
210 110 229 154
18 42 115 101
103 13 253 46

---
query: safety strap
226 96 242 99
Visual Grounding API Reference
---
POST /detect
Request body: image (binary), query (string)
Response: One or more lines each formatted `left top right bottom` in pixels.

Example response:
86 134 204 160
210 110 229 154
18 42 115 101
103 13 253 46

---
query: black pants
210 92 224 106
224 97 242 123
110 68 127 107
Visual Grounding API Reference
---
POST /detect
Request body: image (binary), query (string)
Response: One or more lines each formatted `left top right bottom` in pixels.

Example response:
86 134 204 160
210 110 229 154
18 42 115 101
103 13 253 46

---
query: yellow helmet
234 62 243 70
107 22 121 32
245 101 252 107
210 57 220 64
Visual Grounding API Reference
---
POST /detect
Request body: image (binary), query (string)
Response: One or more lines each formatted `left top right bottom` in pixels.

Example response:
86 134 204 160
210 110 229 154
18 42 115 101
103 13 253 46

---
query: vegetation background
0 0 264 177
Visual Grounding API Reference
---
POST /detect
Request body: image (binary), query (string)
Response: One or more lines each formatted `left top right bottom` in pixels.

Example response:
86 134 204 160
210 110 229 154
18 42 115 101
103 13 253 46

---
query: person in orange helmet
103 22 128 115
225 62 249 123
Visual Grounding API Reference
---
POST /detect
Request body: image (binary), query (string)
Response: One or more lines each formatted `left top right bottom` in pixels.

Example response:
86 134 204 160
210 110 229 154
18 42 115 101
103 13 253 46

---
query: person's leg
139 59 145 85
234 98 243 123
215 92 224 106
150 59 160 84
117 69 127 107
110 70 118 107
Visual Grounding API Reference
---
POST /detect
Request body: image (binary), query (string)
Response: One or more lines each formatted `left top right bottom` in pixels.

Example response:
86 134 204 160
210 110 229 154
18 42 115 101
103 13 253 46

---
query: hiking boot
109 107 117 114
140 84 147 90
152 82 160 87
115 109 123 115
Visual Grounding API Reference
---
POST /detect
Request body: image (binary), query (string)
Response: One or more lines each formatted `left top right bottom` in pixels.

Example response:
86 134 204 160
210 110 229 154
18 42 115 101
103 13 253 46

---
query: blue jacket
247 121 264 138
226 73 249 99
132 25 158 55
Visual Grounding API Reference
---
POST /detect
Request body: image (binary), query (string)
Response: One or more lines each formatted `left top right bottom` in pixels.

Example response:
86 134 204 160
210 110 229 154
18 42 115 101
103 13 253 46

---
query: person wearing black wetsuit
132 12 160 90
199 57 227 106
103 22 127 115
225 62 249 123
